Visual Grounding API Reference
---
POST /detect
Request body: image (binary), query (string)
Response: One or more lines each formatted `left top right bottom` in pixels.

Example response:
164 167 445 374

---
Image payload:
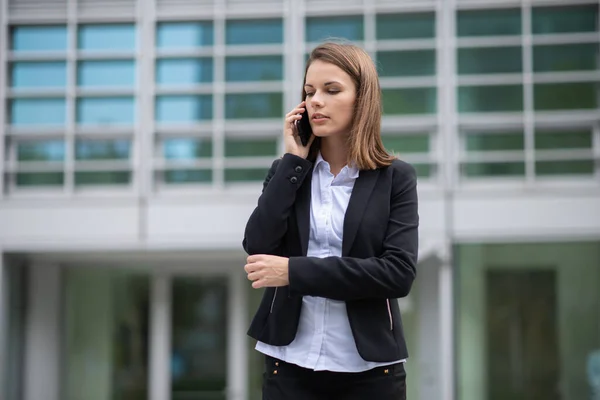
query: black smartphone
295 111 312 147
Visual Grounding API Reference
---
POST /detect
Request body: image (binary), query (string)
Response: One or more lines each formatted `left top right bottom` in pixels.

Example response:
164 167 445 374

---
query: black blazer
243 153 419 362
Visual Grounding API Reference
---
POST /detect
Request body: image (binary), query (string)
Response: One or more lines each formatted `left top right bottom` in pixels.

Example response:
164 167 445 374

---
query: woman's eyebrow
304 81 342 88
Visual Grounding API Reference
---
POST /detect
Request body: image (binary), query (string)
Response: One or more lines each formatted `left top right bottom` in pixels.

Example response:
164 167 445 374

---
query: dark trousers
262 355 407 400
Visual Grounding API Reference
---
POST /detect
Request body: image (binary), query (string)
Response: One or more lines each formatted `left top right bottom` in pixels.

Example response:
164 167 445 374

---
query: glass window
75 171 131 185
225 56 283 82
534 82 597 111
535 129 592 150
226 19 283 45
77 97 135 126
164 169 212 184
78 60 136 88
225 168 269 182
76 139 131 160
64 269 149 400
17 140 65 161
16 172 64 186
532 5 599 34
377 50 435 77
465 132 524 152
536 160 595 176
533 44 599 72
225 92 283 119
10 98 66 126
458 47 522 74
382 88 437 115
224 138 277 157
156 22 213 49
172 277 227 399
457 9 522 37
382 134 429 153
156 58 213 85
156 95 213 123
164 138 212 159
462 162 525 177
11 25 67 52
306 16 364 42
458 85 523 113
376 12 435 40
78 24 136 51
10 62 67 88
455 242 600 400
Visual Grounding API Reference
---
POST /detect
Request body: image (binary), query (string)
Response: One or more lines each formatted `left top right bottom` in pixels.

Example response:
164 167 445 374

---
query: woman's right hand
283 101 314 159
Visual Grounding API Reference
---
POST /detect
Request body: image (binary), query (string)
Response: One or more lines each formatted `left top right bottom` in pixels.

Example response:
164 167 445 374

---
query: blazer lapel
342 168 379 256
295 169 312 256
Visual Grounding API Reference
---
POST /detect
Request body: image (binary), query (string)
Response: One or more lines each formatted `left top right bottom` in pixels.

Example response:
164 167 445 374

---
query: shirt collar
315 152 360 179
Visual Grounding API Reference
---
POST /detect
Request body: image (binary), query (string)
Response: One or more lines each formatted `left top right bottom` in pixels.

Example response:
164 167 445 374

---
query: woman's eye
328 90 339 94
305 92 314 97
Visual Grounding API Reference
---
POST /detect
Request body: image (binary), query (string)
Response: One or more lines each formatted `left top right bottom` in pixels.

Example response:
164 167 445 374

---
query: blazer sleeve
287 161 419 301
242 153 313 255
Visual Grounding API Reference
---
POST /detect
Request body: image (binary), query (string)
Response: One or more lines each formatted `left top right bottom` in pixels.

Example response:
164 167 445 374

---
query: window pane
76 139 131 160
382 88 436 115
77 97 135 125
17 141 65 161
156 95 213 123
156 22 213 49
463 162 525 177
64 269 149 400
75 171 130 185
535 130 592 150
16 172 64 186
226 19 283 45
536 160 595 175
164 169 212 184
376 12 435 40
306 16 364 42
534 44 599 72
11 25 67 51
11 62 67 88
532 5 599 34
171 277 227 399
377 50 435 77
10 98 66 126
458 85 523 113
225 138 277 157
225 56 283 82
457 9 522 37
156 58 213 85
465 132 524 151
78 60 135 87
78 24 136 51
164 138 212 159
382 135 429 153
534 82 597 111
458 47 522 74
225 93 283 119
412 164 432 178
225 168 269 182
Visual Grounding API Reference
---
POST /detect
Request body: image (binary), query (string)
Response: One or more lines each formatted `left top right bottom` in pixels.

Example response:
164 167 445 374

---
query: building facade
0 0 599 399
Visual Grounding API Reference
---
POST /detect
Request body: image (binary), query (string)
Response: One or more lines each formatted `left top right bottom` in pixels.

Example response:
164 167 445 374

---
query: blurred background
0 0 599 399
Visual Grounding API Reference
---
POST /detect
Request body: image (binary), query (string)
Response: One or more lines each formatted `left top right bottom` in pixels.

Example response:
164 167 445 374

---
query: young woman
243 42 419 400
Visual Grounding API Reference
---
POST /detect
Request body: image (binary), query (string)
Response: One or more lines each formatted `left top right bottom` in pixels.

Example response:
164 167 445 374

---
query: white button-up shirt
256 153 404 372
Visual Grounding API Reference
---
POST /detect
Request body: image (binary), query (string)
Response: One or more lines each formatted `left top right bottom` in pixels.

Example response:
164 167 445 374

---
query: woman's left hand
244 255 289 289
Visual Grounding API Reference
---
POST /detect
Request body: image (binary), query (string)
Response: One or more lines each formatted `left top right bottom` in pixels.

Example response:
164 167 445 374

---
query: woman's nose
310 93 324 108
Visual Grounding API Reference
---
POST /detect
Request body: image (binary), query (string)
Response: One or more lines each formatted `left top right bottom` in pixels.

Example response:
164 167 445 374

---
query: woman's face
304 60 357 139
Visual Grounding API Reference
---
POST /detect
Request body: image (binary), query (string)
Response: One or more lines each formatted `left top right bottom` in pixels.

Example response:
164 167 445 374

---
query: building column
149 274 171 400
0 252 5 399
23 262 61 400
227 269 248 400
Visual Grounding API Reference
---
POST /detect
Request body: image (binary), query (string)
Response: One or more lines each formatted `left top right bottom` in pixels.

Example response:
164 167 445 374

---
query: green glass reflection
306 16 364 42
412 164 432 178
225 93 283 119
534 82 597 111
457 9 522 37
377 50 435 77
225 56 283 82
225 138 277 157
458 85 523 113
536 160 594 175
225 168 269 182
76 140 130 160
458 47 522 74
533 44 598 72
465 133 524 152
16 172 64 186
156 95 213 123
376 13 435 40
382 88 437 115
382 135 429 153
17 141 65 162
532 5 599 34
535 130 592 150
463 162 525 177
164 138 212 160
164 169 212 184
75 171 130 185
226 19 283 45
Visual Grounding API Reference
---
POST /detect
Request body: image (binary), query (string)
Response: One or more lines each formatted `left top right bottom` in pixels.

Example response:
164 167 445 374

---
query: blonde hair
303 41 395 170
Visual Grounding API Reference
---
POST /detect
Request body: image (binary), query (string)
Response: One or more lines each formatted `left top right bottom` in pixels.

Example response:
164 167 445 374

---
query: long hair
302 41 395 170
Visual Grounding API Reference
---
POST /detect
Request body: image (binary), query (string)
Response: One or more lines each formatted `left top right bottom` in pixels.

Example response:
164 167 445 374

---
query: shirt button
295 165 303 173
290 176 298 184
